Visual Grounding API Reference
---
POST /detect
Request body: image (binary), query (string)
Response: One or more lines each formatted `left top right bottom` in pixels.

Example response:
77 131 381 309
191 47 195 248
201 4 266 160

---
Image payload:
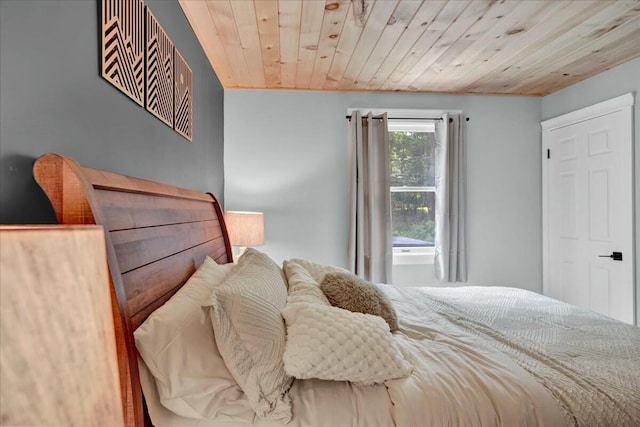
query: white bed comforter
383 285 640 427
141 285 640 427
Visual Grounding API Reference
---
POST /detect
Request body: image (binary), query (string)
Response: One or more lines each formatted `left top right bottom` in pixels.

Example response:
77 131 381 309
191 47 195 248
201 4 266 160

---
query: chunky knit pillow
320 272 399 332
281 302 411 385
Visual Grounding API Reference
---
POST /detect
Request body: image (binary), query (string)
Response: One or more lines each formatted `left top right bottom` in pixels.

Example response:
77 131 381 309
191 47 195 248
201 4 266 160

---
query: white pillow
134 257 254 422
281 302 412 385
287 258 350 284
283 260 330 306
205 249 292 423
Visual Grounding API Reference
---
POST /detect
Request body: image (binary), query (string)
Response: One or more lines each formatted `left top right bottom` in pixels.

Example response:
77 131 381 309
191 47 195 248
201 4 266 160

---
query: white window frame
388 119 436 265
348 108 461 266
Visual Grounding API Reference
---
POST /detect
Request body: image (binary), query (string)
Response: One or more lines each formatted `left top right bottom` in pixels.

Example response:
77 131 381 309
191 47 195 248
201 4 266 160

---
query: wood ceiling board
517 24 640 95
461 0 615 93
205 0 253 87
438 0 569 93
340 0 400 87
381 0 471 90
295 0 326 88
184 0 640 95
367 0 447 90
181 1 237 87
489 1 639 94
422 0 548 92
254 0 282 88
398 0 495 91
278 0 303 88
230 0 266 88
354 0 424 88
325 1 368 89
309 1 351 89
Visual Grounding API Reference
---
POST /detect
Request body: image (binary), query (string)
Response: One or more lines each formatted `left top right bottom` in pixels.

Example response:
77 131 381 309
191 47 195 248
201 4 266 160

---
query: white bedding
141 285 640 427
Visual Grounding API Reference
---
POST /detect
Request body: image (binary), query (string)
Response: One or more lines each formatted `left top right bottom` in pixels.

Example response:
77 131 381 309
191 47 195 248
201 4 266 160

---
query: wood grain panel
0 226 124 426
95 189 217 231
110 219 222 273
128 239 230 331
83 168 214 202
123 239 223 316
146 7 174 127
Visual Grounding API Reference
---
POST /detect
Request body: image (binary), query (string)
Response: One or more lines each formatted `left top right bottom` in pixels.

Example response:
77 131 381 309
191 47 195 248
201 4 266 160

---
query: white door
543 94 634 325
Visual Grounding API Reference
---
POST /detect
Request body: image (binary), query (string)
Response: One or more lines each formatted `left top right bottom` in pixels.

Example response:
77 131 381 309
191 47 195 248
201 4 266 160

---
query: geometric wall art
101 1 193 141
173 48 193 141
145 6 174 128
101 0 145 106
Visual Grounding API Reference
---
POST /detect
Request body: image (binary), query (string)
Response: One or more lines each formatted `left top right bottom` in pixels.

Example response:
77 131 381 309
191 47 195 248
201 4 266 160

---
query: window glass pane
389 130 436 248
389 131 436 187
391 191 435 247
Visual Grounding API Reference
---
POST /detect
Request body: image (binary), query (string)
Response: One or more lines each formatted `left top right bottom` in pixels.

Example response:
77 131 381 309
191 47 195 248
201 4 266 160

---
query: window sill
392 250 435 265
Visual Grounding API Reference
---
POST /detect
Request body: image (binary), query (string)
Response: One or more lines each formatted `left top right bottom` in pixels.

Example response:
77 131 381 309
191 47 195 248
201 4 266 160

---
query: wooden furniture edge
33 154 233 426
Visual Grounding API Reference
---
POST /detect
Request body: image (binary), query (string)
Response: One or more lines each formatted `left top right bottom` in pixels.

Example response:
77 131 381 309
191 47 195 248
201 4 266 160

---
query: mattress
140 285 640 426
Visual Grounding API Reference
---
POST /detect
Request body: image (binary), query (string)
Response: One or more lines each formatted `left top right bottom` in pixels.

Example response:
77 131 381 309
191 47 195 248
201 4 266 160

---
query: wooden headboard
33 154 233 427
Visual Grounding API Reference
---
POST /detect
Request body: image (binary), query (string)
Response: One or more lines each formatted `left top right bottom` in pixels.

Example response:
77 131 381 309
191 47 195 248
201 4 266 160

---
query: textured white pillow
205 249 292 423
281 302 412 385
134 257 254 422
283 260 330 306
287 258 350 284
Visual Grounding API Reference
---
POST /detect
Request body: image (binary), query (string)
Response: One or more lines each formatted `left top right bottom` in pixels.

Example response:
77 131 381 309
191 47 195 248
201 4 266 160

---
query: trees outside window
389 127 436 248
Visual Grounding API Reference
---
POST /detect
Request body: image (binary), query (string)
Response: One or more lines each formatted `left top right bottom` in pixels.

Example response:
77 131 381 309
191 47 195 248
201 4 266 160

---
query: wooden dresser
0 225 124 426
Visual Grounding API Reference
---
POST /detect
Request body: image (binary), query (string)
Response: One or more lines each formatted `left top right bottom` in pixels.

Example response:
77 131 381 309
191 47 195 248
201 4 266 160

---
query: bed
33 154 640 427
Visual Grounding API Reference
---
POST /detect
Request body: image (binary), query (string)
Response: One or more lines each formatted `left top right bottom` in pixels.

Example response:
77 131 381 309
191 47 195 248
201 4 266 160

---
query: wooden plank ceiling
179 0 640 96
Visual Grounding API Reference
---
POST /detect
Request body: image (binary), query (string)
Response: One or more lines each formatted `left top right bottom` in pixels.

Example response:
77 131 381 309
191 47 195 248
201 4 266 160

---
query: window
389 120 436 265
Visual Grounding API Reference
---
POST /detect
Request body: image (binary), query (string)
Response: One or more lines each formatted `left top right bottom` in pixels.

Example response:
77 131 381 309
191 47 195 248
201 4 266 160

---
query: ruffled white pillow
283 260 330 306
286 258 350 284
205 249 292 423
281 302 412 385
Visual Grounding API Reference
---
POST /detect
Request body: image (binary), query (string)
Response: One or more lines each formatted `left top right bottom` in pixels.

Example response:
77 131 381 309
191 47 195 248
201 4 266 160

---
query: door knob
599 252 623 261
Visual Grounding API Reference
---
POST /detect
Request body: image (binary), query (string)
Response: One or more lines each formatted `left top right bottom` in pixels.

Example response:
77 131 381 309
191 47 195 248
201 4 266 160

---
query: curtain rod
345 115 470 122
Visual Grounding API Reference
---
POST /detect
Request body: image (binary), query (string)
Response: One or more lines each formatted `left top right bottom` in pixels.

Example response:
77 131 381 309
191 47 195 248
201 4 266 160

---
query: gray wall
0 0 224 224
541 57 640 325
225 90 543 292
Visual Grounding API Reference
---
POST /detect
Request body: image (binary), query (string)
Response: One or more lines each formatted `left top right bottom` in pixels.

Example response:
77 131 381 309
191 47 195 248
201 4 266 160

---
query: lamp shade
224 211 265 247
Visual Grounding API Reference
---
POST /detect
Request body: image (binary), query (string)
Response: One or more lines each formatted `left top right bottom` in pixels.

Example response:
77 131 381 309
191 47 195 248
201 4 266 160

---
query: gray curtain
434 113 467 282
347 111 392 283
